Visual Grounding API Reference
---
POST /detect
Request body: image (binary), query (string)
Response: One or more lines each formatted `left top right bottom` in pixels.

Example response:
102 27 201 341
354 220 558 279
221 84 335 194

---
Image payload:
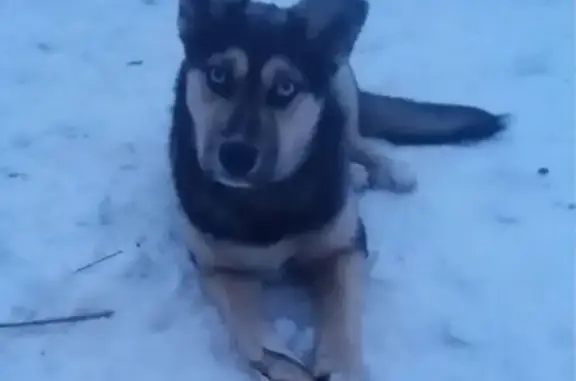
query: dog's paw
251 348 316 381
314 374 346 381
367 160 417 194
313 371 365 381
350 163 369 193
312 354 364 381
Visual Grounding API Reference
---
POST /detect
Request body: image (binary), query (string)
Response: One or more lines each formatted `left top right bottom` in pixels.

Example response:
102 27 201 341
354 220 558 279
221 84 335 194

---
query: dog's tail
358 91 510 145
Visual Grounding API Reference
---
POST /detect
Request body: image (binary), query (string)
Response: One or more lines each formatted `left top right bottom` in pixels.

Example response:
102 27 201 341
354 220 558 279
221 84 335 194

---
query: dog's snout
218 141 259 178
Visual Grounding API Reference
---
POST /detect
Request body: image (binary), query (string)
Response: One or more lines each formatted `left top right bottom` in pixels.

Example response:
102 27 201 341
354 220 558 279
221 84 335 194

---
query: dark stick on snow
73 250 123 274
0 310 115 329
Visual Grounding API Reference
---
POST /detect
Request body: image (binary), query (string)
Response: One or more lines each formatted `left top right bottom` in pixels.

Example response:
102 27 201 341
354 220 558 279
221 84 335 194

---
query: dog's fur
170 1 509 380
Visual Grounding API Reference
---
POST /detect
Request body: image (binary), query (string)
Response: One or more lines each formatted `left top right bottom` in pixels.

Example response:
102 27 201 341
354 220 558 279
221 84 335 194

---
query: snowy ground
0 0 574 380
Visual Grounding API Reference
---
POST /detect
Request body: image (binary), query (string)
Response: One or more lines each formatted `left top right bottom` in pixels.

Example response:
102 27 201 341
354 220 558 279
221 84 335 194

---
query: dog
169 0 508 380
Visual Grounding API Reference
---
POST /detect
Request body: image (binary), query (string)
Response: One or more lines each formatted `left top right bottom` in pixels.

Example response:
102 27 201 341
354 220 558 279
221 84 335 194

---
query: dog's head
177 0 368 188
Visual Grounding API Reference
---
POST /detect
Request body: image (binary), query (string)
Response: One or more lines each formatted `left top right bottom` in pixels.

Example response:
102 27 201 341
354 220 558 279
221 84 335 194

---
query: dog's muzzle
218 141 259 178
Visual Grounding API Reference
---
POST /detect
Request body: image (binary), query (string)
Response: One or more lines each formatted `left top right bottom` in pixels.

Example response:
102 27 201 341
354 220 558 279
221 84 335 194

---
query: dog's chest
177 193 360 276
205 239 297 274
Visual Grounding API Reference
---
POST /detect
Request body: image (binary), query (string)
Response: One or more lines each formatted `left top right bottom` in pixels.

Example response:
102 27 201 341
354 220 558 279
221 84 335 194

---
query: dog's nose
218 141 259 177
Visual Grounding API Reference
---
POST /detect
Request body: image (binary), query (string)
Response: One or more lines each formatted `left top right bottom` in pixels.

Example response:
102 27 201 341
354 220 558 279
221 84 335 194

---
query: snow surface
0 0 574 380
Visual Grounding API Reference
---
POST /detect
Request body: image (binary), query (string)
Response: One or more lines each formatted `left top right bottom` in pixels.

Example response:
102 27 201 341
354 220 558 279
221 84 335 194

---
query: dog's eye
275 81 296 97
205 65 234 98
208 66 227 84
267 79 299 108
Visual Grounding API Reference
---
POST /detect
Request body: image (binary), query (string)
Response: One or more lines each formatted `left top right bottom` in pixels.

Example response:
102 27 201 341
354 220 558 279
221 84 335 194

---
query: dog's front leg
310 250 366 381
200 271 315 381
201 272 264 362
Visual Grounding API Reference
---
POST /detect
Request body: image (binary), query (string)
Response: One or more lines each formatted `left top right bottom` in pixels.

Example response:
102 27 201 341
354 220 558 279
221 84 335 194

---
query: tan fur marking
296 191 360 263
260 56 322 180
260 56 303 89
185 70 234 162
177 209 296 278
273 95 322 179
311 249 365 379
185 48 250 166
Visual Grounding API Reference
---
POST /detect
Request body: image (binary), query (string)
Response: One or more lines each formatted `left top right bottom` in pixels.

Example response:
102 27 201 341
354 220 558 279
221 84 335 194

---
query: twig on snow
0 310 115 329
73 250 123 274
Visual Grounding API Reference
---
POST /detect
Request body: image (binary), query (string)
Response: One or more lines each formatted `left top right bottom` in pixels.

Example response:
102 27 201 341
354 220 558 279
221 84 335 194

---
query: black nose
218 141 259 178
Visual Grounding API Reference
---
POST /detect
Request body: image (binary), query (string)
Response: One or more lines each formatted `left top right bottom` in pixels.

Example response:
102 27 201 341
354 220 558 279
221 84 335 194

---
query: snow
0 0 573 380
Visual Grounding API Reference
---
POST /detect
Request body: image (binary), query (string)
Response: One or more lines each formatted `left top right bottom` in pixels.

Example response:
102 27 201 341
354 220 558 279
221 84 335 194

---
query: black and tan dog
169 0 508 380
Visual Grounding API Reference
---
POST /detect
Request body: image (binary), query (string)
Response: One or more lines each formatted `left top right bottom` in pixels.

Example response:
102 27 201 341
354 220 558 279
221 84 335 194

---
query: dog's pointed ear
293 0 369 63
178 0 249 38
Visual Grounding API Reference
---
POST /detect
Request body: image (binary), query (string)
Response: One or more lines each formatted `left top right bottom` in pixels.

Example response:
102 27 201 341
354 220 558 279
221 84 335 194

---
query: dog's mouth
214 175 255 188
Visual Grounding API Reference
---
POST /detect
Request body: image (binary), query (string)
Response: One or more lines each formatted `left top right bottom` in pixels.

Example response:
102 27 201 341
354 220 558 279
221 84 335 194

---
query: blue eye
275 80 296 97
208 66 227 84
205 65 234 98
267 79 299 108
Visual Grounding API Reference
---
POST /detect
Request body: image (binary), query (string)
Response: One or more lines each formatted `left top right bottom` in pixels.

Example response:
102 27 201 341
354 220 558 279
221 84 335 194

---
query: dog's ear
293 0 369 63
178 0 249 38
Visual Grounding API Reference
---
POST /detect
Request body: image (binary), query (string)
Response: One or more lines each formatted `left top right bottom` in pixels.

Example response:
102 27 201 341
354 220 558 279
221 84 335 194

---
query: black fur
170 62 349 245
358 91 509 146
